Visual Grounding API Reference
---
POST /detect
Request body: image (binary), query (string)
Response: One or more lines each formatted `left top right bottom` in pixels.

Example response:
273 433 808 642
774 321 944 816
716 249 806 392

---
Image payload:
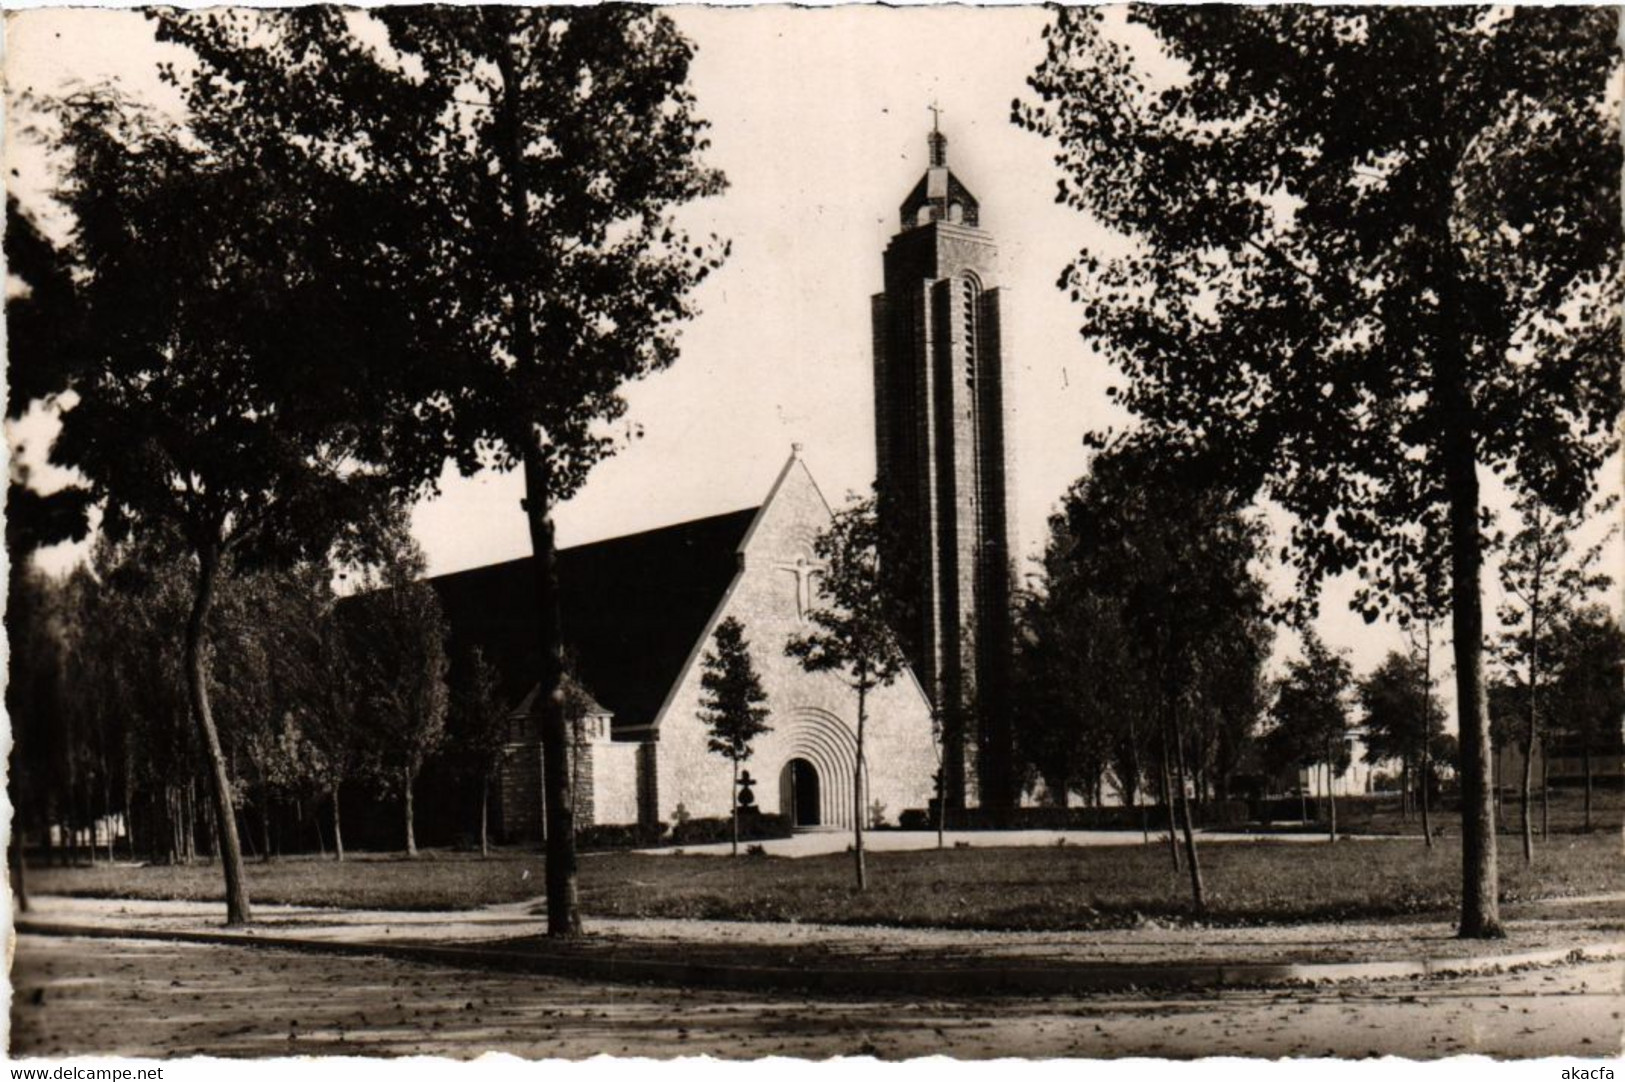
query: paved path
633 828 1410 858
24 892 1624 965
12 932 1623 1059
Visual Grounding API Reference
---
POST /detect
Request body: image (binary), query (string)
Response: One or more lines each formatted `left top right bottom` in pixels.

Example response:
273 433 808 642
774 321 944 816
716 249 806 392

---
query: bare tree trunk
185 780 198 865
493 28 579 939
526 462 580 936
1521 717 1536 865
1325 740 1338 843
185 541 252 926
853 681 868 891
1170 710 1204 915
1520 588 1540 865
331 784 345 863
259 785 274 865
1157 727 1181 871
312 800 327 859
1421 623 1435 848
1440 355 1503 938
1420 742 1434 847
1583 748 1594 832
481 775 491 859
1540 747 1550 841
403 767 418 858
99 745 115 864
10 799 29 914
1401 758 1411 821
731 760 740 858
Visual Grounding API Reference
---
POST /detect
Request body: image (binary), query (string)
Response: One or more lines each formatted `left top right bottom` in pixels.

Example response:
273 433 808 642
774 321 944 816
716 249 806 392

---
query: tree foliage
152 4 728 935
346 526 450 859
1018 4 1621 937
1039 445 1272 903
786 496 908 889
698 616 772 855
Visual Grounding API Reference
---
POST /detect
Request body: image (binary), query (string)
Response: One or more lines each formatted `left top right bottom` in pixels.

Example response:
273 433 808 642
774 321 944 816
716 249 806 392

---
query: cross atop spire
927 103 948 167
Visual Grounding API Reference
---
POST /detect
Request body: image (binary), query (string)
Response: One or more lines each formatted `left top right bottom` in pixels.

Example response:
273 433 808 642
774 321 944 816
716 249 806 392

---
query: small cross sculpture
928 101 943 131
775 555 823 619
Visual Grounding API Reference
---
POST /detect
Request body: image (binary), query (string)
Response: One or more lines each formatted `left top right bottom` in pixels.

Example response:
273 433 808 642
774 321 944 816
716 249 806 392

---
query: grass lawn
27 831 1625 930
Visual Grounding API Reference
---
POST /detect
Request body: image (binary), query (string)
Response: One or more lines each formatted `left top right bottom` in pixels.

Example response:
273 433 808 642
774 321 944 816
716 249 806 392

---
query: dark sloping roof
429 506 758 734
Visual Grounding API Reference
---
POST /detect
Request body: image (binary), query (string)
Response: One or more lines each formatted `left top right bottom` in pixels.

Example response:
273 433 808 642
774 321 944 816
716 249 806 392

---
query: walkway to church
17 890 1624 998
632 828 1405 858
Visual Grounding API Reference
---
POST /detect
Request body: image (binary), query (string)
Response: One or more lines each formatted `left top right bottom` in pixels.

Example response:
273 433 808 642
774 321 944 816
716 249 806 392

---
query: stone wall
593 740 642 825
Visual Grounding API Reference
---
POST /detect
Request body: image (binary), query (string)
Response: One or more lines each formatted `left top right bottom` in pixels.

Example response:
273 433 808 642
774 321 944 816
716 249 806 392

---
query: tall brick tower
871 122 1015 815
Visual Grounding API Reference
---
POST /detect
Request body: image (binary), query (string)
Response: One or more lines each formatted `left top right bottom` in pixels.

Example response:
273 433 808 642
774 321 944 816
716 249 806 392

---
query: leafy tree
349 528 450 859
1495 490 1614 863
698 617 773 856
272 561 366 861
1051 445 1272 907
6 197 93 910
155 5 728 936
1390 512 1452 845
87 534 201 864
1019 6 1620 937
42 85 421 925
1546 606 1625 833
1269 632 1354 842
1359 649 1446 842
786 497 908 890
450 647 512 859
209 567 288 862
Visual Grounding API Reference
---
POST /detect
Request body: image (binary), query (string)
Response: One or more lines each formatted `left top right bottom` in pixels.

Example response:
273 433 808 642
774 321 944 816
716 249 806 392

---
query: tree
350 529 450 859
1019 6 1621 937
6 196 93 911
155 5 728 936
1546 606 1625 834
276 561 368 862
1495 490 1614 863
87 534 202 865
1392 512 1452 846
698 617 773 856
1049 445 1272 907
450 647 511 859
1359 650 1446 842
786 497 908 890
1269 632 1354 842
41 82 430 924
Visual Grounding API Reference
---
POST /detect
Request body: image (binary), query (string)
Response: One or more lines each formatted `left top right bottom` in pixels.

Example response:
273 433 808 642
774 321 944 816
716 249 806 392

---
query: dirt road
10 934 1622 1059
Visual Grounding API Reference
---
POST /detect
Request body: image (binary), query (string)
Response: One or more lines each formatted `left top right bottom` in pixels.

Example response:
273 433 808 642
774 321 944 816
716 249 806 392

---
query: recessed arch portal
773 706 867 830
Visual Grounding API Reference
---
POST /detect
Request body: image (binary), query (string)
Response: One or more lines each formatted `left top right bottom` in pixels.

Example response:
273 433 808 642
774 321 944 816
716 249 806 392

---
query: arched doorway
782 758 821 828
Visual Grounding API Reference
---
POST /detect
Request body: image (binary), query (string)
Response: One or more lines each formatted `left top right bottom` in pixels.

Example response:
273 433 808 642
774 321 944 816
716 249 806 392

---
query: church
430 126 1016 837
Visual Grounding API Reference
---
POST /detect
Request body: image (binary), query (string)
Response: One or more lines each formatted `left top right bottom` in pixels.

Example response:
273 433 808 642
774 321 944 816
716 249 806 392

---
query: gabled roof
429 506 759 734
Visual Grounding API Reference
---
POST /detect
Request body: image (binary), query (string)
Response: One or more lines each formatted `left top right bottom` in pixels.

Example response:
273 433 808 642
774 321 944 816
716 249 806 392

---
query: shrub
576 821 668 852
669 813 791 847
898 808 932 831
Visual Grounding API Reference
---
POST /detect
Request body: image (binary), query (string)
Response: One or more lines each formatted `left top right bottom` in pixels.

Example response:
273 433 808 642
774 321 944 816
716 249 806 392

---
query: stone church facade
431 126 1011 838
430 448 938 837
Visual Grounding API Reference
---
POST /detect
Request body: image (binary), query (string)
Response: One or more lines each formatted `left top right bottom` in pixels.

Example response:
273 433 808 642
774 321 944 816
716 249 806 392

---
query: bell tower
871 121 1015 815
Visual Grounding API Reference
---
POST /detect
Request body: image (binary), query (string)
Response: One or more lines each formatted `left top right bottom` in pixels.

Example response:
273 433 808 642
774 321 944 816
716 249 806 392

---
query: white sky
5 5 1621 708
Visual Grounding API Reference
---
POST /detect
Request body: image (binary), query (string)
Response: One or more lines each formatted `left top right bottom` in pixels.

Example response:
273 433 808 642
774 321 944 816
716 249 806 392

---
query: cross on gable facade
430 446 937 837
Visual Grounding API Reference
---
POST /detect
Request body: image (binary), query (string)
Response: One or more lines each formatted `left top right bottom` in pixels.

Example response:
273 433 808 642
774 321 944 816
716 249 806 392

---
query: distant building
430 449 938 838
